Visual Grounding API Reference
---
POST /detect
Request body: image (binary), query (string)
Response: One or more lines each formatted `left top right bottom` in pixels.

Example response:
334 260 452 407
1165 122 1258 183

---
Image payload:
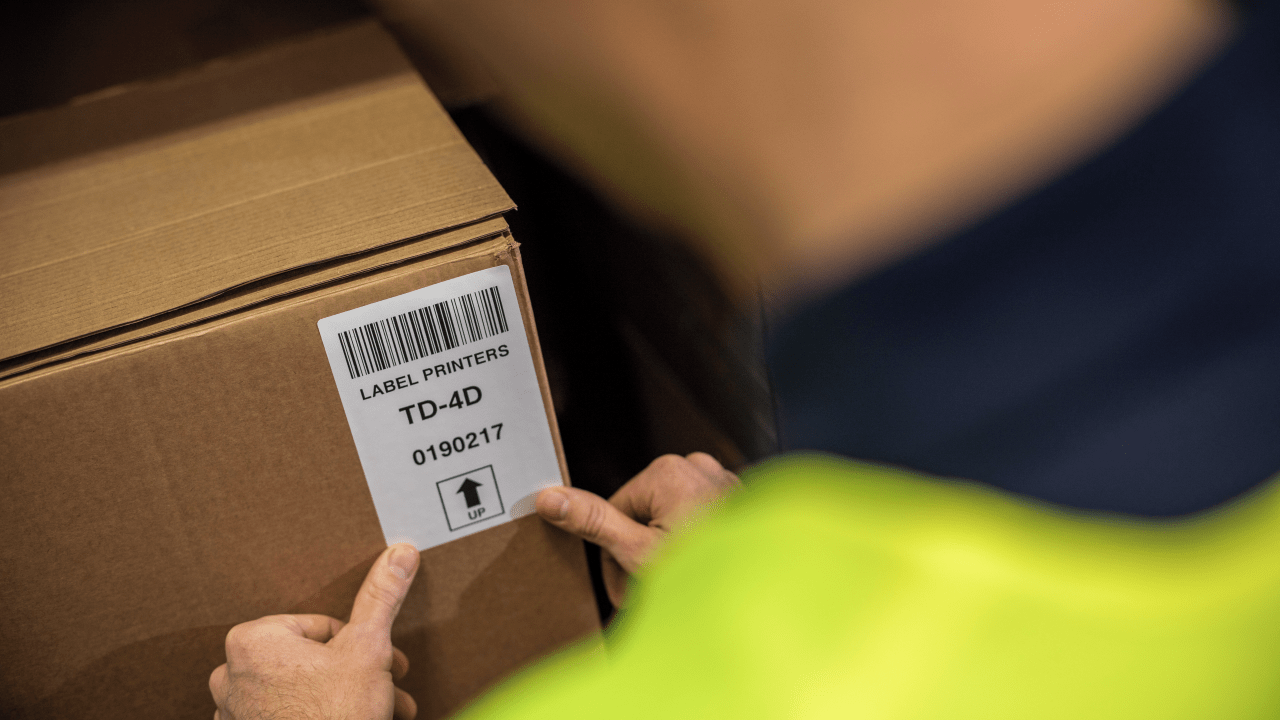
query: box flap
0 219 512 381
0 21 514 363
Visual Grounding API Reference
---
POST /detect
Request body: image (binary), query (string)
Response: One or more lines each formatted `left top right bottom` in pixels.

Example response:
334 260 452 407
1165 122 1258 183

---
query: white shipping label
317 266 562 550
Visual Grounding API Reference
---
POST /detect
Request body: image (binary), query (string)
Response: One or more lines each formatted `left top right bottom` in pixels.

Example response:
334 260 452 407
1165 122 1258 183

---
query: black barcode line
336 285 510 379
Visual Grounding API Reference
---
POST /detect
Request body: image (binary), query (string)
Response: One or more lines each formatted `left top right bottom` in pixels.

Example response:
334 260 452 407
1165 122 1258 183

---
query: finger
394 687 418 720
209 663 228 705
536 486 660 573
685 452 742 496
391 646 410 681
255 614 346 643
685 452 741 493
609 454 689 523
223 615 338 666
346 543 420 633
612 454 740 528
600 550 630 609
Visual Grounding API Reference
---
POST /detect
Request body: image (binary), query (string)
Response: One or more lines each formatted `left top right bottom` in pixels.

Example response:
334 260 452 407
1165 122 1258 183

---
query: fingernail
537 489 570 521
387 544 419 581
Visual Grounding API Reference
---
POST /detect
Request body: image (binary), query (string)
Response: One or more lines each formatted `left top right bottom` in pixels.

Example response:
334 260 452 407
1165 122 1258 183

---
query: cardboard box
0 21 600 720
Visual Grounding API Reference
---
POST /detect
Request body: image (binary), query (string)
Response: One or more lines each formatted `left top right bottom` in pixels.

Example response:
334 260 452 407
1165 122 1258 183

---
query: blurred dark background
3 0 777 621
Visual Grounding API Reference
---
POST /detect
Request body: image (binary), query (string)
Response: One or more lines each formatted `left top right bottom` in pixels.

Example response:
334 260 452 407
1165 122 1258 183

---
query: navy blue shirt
767 3 1280 516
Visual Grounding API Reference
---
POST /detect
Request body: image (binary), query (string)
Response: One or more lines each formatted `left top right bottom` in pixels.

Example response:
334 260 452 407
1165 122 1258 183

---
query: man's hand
535 452 740 607
209 543 421 720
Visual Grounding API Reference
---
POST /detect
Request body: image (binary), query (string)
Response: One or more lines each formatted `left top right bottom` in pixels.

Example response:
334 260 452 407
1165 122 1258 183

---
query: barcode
336 285 509 379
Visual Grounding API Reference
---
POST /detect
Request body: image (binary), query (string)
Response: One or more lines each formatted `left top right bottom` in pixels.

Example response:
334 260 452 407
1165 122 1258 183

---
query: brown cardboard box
0 21 600 720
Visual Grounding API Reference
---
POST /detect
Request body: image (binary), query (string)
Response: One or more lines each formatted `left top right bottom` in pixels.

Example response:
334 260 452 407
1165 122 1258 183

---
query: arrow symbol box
436 465 504 531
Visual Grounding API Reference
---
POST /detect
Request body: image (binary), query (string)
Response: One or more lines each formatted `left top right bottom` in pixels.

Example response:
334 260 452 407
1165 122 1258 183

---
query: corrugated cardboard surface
0 238 598 719
0 20 513 362
0 216 511 380
0 21 598 720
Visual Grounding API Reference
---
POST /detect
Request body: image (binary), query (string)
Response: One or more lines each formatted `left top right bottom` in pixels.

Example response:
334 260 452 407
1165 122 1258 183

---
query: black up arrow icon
457 478 483 508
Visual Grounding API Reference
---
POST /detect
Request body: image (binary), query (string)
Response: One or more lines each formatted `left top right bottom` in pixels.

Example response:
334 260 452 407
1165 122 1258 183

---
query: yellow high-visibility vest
462 454 1280 719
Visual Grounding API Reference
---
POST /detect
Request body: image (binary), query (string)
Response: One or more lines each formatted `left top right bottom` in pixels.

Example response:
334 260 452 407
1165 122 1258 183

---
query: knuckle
685 451 719 469
579 500 609 543
277 615 305 637
346 626 394 665
224 621 258 651
648 454 686 476
362 576 402 610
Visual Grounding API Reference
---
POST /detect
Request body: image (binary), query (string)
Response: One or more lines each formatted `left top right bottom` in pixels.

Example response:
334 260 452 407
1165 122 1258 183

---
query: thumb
536 487 660 573
345 543 420 633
